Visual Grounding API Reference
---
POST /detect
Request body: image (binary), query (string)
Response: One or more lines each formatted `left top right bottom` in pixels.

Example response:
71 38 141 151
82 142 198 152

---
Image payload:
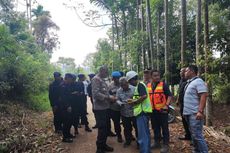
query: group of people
49 64 209 153
49 72 95 143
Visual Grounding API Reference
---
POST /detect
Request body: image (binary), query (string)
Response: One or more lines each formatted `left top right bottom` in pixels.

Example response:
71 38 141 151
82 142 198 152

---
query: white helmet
126 71 138 81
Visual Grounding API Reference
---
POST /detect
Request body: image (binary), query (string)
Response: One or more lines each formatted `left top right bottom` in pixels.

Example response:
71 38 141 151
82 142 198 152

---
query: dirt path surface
62 100 230 153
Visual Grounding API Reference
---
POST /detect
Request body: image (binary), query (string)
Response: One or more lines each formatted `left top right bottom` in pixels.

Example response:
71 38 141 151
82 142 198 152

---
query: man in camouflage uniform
92 66 117 153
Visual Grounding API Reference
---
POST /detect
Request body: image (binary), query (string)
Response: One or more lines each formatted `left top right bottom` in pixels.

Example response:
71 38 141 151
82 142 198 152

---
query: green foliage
0 2 59 111
213 83 230 104
26 92 51 111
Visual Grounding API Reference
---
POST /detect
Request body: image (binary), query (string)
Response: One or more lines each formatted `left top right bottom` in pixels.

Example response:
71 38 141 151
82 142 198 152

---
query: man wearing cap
87 73 97 128
78 74 92 132
126 71 152 153
49 72 63 134
92 66 117 153
143 68 152 85
108 71 123 142
60 73 75 143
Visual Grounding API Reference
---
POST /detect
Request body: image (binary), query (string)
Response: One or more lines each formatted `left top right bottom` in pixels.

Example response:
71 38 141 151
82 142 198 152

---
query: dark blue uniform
49 80 63 132
60 82 74 139
77 81 90 127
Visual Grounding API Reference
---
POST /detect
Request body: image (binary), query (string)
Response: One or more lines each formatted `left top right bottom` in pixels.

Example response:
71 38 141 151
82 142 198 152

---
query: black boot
85 125 92 132
103 145 114 152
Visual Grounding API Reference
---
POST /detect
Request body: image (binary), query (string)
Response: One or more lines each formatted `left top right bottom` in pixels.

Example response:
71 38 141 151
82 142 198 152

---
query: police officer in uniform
49 72 63 133
60 73 75 143
78 74 92 132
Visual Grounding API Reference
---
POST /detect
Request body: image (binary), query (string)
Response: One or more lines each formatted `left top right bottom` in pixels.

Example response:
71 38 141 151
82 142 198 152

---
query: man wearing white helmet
126 71 152 153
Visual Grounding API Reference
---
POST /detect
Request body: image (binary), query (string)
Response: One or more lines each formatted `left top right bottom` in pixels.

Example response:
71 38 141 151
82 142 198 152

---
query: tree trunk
111 14 115 71
196 0 202 74
114 17 121 69
181 0 187 67
140 0 147 69
137 0 141 72
157 9 161 71
204 0 212 126
122 10 127 69
164 0 169 83
146 0 154 69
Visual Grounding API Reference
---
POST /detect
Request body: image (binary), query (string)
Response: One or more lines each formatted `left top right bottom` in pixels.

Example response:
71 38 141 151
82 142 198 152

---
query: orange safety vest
147 82 167 110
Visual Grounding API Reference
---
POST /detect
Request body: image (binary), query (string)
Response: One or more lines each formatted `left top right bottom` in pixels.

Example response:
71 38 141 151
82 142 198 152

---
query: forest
0 0 230 152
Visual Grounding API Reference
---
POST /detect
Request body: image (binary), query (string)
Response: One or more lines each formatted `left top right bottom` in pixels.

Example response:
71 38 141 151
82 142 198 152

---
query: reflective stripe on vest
133 82 152 116
148 82 167 110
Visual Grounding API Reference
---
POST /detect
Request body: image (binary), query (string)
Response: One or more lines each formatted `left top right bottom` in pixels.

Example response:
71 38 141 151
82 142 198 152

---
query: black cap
78 74 85 78
65 73 73 79
88 73 95 78
53 72 61 77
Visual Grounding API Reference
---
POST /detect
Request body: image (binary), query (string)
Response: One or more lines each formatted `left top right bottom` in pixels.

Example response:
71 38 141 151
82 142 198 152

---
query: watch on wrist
198 110 203 114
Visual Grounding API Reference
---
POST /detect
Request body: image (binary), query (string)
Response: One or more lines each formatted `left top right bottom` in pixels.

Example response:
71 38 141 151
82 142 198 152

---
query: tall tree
196 0 202 73
156 8 161 71
204 0 212 126
146 0 154 68
164 0 169 83
140 0 147 69
32 5 59 56
181 0 187 66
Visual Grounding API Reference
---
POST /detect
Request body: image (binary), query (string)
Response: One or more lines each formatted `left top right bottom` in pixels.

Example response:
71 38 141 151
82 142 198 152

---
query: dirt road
61 99 230 153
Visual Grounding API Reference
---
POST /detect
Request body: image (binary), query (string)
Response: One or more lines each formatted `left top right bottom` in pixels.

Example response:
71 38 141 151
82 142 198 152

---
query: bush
214 83 230 104
25 92 51 111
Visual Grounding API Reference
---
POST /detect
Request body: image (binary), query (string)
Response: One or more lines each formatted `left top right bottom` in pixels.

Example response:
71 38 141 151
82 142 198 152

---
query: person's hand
109 95 117 102
196 111 204 120
127 99 137 106
162 105 169 110
67 106 72 113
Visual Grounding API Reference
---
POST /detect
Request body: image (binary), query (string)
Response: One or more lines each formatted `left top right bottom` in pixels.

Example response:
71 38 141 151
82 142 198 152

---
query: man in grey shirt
116 77 138 148
183 65 208 153
92 66 117 153
108 71 122 142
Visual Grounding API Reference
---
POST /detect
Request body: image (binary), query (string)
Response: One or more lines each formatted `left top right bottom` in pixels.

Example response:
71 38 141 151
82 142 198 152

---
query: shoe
178 136 191 141
69 134 76 139
123 141 131 148
75 129 79 135
160 144 169 153
131 135 136 141
92 125 98 129
62 138 73 143
103 145 114 152
78 124 82 128
117 135 123 143
107 131 116 137
96 149 105 153
151 141 161 149
136 141 139 150
85 126 92 132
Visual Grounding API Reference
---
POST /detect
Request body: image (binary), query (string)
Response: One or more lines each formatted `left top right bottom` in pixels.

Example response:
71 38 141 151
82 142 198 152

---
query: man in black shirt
49 72 63 133
60 73 75 143
177 68 191 140
150 70 172 153
78 74 92 132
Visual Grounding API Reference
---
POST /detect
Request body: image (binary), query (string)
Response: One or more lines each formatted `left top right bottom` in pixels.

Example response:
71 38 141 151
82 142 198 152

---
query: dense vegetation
85 0 230 104
0 1 59 111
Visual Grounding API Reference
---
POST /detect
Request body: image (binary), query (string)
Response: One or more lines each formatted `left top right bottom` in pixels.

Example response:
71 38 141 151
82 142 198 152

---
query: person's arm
196 79 208 120
196 92 208 120
132 83 148 105
92 78 116 102
48 84 55 107
163 83 173 109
